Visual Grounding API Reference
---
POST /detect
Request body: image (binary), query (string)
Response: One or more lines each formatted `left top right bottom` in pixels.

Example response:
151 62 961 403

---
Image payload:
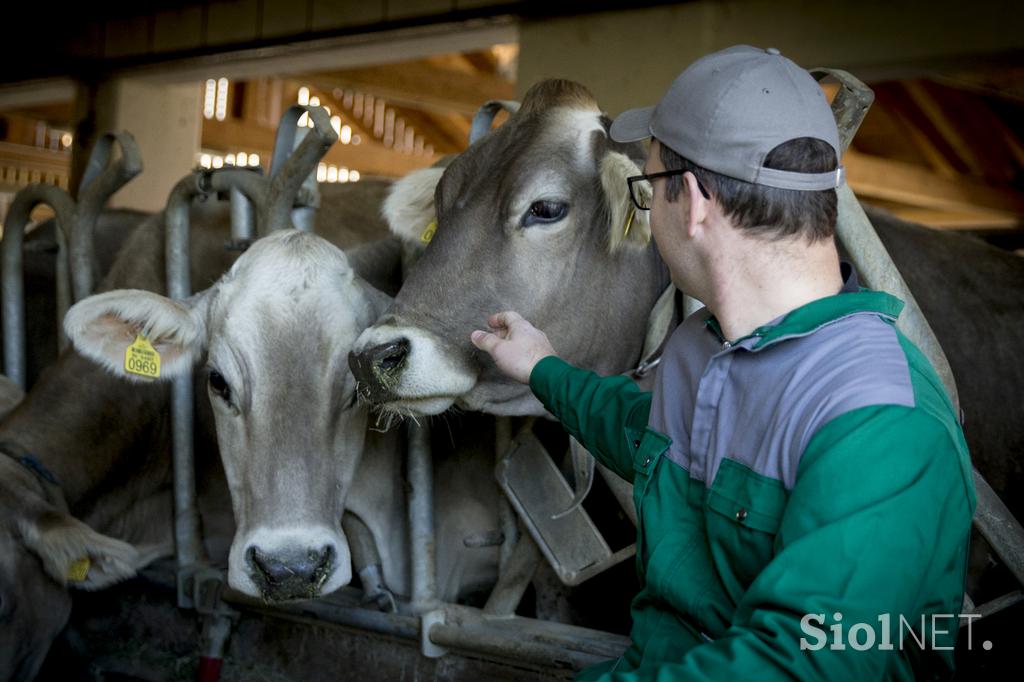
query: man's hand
471 311 556 384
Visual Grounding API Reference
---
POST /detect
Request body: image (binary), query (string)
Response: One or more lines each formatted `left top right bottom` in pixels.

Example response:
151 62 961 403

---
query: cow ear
601 151 651 251
382 167 445 248
63 289 209 381
18 512 157 590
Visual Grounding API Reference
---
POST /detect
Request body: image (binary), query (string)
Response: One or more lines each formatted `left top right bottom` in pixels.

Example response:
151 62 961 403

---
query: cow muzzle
349 322 477 415
246 544 335 601
230 526 350 601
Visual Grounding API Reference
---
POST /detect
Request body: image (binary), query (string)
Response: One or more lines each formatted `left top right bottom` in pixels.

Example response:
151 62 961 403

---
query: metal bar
143 561 629 673
482 533 541 616
407 421 437 611
229 187 255 242
966 590 1024 622
53 214 71 354
972 469 1024 587
164 174 205 570
810 68 874 157
71 131 143 302
225 585 420 640
265 105 336 235
835 185 960 409
430 605 629 671
494 417 518 574
469 100 521 144
1 184 76 388
815 69 960 409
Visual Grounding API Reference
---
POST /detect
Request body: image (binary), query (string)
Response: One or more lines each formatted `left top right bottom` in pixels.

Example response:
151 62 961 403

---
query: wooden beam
870 83 960 178
201 117 438 178
299 80 467 155
845 149 1024 218
304 60 515 116
887 208 1022 231
902 80 992 180
385 104 468 154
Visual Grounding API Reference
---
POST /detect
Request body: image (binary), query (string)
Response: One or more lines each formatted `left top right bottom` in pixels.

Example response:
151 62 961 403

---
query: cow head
0 453 149 681
349 79 668 417
65 230 390 601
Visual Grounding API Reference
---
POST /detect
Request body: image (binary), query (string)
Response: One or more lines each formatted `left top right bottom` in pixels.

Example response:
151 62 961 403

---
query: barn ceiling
1 44 1023 235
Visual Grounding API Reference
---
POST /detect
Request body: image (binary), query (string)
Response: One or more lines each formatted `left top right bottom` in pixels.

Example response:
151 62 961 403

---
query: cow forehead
208 234 367 363
545 107 606 163
442 106 605 212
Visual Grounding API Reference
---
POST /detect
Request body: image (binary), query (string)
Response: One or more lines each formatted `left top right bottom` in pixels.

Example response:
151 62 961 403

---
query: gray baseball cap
610 45 844 191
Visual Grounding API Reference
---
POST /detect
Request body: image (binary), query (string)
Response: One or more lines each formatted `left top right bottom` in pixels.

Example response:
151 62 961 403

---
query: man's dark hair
658 138 838 242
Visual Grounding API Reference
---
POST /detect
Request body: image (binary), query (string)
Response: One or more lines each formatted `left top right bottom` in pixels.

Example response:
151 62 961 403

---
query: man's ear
63 289 209 380
381 167 445 249
18 512 158 590
601 152 651 251
682 171 709 237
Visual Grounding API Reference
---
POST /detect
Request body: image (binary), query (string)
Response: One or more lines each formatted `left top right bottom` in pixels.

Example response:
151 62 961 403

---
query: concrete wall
518 0 1024 116
85 80 202 212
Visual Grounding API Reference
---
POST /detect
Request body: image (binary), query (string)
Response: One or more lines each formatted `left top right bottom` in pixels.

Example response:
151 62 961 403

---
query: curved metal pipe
469 100 521 144
71 131 143 301
813 68 959 409
265 105 337 234
165 173 206 569
1 185 76 388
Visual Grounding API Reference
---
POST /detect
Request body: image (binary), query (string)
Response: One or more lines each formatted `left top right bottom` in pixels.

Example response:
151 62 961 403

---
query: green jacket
529 288 976 681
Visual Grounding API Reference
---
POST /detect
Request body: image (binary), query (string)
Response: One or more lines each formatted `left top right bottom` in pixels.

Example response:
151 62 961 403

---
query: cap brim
609 106 655 143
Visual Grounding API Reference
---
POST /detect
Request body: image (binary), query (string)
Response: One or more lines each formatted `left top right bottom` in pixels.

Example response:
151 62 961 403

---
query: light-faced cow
65 229 402 601
0 181 407 680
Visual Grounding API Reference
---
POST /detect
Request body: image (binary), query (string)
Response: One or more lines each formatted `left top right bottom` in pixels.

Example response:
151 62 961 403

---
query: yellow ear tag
67 556 90 582
420 219 438 243
623 208 636 239
125 335 161 379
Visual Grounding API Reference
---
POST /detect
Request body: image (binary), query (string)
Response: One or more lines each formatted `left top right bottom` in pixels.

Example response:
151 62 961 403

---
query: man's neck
702 233 843 342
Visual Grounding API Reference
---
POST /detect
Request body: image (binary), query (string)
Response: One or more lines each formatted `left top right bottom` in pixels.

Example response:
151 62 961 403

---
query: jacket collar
703 263 905 351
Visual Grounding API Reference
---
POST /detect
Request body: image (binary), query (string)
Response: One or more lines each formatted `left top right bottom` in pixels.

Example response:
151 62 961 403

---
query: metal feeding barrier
2 131 142 388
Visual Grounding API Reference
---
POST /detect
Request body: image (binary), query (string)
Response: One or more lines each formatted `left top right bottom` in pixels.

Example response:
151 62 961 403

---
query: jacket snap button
643 456 652 466
633 439 641 449
735 508 748 522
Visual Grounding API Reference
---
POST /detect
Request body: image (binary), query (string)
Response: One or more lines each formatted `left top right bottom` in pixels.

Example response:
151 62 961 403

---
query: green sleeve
529 356 652 482
598 404 976 681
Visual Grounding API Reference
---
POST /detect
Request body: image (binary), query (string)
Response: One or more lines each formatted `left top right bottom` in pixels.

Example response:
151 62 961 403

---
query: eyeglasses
626 169 711 210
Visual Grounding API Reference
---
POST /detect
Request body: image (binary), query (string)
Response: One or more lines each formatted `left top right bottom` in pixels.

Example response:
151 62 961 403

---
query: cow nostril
374 340 410 373
248 544 336 592
380 350 405 371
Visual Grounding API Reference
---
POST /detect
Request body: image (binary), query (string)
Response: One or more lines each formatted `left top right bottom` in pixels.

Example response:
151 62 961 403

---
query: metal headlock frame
2 131 142 388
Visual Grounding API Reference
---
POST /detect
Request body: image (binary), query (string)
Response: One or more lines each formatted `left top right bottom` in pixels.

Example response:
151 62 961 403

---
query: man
471 46 976 680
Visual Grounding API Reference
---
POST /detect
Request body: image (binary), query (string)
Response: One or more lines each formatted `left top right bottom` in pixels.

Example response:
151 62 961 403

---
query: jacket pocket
703 458 787 600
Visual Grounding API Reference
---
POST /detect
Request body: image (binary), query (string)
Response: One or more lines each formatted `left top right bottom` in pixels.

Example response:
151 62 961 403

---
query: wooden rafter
845 149 1024 227
201 117 437 178
304 59 515 116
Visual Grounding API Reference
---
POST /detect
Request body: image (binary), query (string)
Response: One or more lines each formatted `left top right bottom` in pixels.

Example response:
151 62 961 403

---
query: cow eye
208 370 232 403
522 200 568 227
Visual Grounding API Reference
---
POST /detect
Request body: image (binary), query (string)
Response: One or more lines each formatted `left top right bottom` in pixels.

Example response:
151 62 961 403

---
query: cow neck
0 352 170 509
